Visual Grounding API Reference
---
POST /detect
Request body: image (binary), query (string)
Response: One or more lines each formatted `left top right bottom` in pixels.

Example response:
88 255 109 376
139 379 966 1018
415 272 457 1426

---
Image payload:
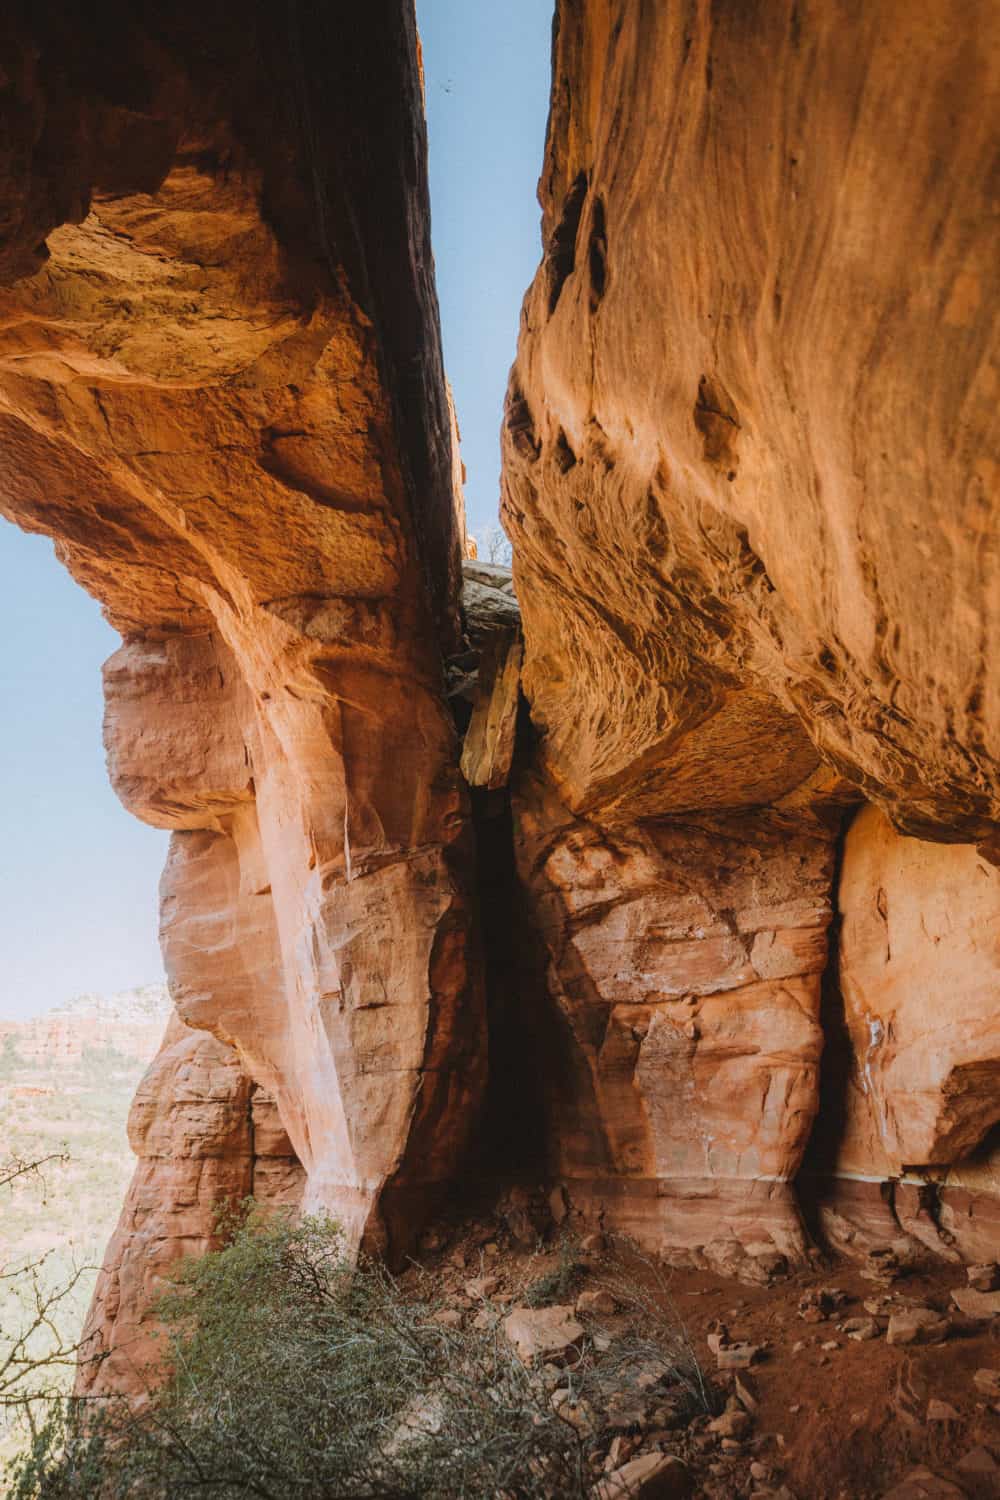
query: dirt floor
404 1197 1000 1500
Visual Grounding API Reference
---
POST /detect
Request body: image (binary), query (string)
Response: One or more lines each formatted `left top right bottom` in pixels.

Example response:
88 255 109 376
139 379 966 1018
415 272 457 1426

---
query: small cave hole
546 170 589 316
588 196 608 311
554 428 577 473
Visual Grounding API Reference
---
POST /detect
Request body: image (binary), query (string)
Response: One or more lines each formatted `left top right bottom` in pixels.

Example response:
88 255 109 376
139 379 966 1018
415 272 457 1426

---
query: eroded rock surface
2 0 1000 1409
815 806 1000 1263
515 774 835 1268
76 1015 303 1397
503 0 1000 846
0 2 484 1288
501 0 1000 1264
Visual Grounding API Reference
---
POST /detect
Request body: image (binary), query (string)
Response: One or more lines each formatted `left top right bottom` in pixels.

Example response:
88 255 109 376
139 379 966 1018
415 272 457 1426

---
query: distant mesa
0 984 172 1067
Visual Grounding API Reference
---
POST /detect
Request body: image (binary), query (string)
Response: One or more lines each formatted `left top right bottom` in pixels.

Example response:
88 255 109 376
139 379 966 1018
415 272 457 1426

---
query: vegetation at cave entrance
7 1207 712 1499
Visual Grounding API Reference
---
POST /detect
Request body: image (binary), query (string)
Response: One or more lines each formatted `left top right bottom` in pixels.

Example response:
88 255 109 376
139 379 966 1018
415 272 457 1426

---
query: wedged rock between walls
0 0 998 1407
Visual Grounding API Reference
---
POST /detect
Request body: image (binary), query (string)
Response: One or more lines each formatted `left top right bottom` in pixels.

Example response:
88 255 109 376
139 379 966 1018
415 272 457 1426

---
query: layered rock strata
502 0 1000 1262
1 0 999 1403
513 774 837 1272
76 1015 303 1397
812 806 1000 1265
0 1 484 1279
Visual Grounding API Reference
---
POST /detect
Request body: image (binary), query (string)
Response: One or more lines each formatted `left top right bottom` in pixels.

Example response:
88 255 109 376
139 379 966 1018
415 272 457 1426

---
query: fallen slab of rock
880 1467 967 1499
951 1286 1000 1320
886 1308 950 1346
717 1342 763 1370
967 1264 1000 1293
503 1305 584 1364
594 1451 692 1499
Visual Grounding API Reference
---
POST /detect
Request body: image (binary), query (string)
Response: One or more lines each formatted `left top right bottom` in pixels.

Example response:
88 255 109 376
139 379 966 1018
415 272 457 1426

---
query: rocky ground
402 1189 1000 1500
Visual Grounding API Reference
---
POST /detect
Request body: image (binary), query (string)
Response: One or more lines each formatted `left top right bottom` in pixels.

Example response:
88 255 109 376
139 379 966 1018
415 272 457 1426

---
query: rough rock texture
515 773 836 1269
76 1014 303 1397
3 0 1000 1406
814 805 1000 1263
0 2 484 1282
501 0 1000 1261
503 0 1000 846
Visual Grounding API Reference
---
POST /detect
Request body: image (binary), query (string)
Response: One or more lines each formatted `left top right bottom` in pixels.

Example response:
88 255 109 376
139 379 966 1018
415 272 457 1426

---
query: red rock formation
2 0 999 1405
0 2 485 1282
0 986 171 1065
76 1015 303 1396
504 0 1000 844
514 774 837 1271
815 806 1000 1264
502 0 1000 1262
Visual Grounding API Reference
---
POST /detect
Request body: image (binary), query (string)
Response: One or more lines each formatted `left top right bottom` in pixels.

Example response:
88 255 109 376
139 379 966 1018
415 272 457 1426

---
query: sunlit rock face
502 0 1000 1260
815 806 1000 1263
514 773 837 1272
75 1015 303 1397
503 0 1000 844
2 0 1000 1404
0 3 484 1277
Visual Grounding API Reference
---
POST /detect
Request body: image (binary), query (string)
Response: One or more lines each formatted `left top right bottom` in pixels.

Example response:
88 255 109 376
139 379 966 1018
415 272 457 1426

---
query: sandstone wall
812 805 1000 1265
504 0 1000 844
502 0 1000 1262
1 0 999 1403
0 2 484 1269
75 1014 303 1396
513 773 837 1274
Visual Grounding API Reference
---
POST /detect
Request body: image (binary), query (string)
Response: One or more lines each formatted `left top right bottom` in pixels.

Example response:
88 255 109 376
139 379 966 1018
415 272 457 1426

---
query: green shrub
7 1208 714 1498
7 1206 597 1498
521 1236 585 1308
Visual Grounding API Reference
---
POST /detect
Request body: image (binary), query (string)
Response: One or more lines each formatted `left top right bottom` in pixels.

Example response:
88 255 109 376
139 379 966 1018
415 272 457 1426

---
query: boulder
465 1275 502 1300
502 1305 585 1365
886 1308 950 1347
594 1452 692 1499
951 1287 1000 1320
880 1469 967 1499
577 1288 617 1317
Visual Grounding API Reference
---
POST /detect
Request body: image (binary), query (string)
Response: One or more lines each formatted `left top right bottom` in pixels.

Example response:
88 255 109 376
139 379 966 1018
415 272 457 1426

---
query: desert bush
7 1208 715 1498
521 1236 585 1309
7 1207 596 1498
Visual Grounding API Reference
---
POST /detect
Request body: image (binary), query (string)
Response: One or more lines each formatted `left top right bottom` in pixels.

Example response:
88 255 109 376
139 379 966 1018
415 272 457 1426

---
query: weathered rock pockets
0 0 998 1400
498 0 1000 1273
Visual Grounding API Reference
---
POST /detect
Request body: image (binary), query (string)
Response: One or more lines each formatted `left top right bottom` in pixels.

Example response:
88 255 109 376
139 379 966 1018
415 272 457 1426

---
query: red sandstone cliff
0 986 172 1066
500 0 1000 1271
0 0 996 1403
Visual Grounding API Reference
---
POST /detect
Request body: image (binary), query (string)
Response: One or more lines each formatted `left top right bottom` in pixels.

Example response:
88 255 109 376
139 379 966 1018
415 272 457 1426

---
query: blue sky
420 0 553 538
0 528 169 1017
0 2 552 1019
